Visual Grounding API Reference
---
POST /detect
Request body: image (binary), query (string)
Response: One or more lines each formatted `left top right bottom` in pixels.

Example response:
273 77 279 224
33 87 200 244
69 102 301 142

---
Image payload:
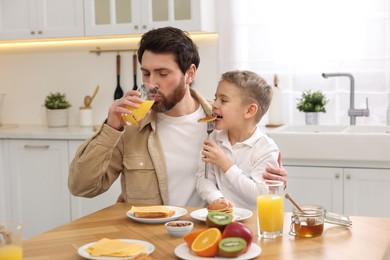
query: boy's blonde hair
220 70 273 122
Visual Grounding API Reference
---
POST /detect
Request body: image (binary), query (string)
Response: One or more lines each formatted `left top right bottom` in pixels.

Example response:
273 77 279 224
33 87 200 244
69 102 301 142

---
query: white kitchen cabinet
1 136 121 239
84 0 215 36
284 165 390 217
0 139 8 221
344 168 390 217
68 140 121 220
283 166 343 214
0 0 84 40
7 139 71 239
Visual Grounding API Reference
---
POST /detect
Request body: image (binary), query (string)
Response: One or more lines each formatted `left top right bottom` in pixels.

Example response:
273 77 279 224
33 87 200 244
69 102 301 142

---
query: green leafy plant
44 92 71 109
296 90 329 112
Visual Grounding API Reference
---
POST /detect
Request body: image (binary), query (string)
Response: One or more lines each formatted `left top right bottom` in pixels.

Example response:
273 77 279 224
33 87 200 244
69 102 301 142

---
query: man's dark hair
137 27 200 74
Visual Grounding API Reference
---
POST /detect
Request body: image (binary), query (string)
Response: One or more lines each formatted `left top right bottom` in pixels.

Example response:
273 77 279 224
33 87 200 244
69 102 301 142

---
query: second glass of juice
0 222 23 260
122 83 156 126
257 180 284 239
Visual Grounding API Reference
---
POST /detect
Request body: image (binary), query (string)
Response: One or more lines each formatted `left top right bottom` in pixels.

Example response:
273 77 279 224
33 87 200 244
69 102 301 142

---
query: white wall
0 35 219 126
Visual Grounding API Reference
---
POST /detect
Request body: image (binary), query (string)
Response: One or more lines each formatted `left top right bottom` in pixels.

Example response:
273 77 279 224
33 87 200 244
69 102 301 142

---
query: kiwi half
205 211 233 231
218 237 247 258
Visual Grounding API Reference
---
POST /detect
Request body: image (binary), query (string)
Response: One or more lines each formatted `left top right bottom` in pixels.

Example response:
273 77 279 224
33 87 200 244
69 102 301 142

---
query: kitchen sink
266 124 390 166
342 125 390 134
274 125 348 133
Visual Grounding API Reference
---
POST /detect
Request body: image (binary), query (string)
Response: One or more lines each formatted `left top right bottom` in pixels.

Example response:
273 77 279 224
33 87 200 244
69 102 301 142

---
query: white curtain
217 0 390 125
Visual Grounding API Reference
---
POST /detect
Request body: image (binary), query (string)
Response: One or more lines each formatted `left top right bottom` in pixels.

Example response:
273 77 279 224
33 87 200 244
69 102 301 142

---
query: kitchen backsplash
0 36 219 126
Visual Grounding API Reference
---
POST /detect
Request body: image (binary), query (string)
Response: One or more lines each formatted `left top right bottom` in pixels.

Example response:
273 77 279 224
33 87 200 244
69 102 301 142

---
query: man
68 27 287 206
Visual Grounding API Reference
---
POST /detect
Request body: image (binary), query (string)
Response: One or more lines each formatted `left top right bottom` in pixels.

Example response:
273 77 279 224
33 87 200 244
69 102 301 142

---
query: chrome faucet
322 73 369 125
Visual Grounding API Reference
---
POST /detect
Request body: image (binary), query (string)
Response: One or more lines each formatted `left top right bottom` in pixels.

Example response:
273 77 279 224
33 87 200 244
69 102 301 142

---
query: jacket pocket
123 155 160 201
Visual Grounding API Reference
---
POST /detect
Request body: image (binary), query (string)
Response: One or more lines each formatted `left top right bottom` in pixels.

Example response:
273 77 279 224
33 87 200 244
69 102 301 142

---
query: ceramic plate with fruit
174 243 261 260
174 221 261 259
190 208 252 222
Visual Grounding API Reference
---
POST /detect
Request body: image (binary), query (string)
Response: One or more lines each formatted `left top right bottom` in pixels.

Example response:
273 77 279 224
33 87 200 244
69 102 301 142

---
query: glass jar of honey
290 205 325 238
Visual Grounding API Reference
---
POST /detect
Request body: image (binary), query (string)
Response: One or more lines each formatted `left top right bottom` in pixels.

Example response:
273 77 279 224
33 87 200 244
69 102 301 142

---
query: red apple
222 222 253 252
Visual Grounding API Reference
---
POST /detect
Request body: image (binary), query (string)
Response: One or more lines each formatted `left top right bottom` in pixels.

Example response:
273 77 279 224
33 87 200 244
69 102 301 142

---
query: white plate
126 206 187 224
174 242 261 260
77 239 155 260
190 208 253 222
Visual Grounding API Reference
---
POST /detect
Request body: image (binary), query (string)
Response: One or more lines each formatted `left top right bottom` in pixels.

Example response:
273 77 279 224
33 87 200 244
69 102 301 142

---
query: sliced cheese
86 238 147 257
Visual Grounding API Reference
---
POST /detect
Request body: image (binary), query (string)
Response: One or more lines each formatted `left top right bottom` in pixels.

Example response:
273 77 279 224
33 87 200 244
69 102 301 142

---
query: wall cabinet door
68 140 121 220
0 0 84 40
283 166 343 214
84 0 141 36
344 168 390 217
8 139 71 239
84 0 215 36
140 0 215 33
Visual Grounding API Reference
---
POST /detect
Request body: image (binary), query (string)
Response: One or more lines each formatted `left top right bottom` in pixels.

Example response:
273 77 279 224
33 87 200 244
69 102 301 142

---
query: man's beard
151 78 186 113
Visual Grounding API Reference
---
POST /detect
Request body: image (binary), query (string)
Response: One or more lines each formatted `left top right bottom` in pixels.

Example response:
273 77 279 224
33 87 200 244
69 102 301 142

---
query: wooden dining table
23 203 390 259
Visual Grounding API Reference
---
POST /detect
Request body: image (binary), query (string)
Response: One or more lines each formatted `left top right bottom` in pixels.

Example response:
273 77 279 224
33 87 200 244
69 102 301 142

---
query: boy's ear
244 103 259 119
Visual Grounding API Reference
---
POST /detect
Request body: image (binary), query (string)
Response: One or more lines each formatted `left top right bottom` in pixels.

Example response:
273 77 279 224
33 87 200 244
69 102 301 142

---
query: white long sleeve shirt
196 126 279 210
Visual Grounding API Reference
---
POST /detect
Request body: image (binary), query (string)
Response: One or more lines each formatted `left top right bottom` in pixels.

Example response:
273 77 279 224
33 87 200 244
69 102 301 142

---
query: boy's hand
202 140 233 173
263 152 288 188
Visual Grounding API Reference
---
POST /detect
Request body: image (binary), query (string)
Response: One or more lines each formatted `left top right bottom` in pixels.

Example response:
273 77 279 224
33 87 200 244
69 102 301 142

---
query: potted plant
44 92 71 127
296 90 329 125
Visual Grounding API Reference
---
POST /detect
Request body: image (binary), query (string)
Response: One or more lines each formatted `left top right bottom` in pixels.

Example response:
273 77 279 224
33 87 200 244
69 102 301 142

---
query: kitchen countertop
0 124 96 140
0 125 272 140
1 124 389 168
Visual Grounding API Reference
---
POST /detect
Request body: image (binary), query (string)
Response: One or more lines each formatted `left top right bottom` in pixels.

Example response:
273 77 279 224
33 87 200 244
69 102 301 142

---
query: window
217 0 389 125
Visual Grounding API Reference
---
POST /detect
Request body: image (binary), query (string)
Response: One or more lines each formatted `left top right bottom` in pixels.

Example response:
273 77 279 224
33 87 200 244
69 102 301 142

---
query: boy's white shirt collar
214 126 264 148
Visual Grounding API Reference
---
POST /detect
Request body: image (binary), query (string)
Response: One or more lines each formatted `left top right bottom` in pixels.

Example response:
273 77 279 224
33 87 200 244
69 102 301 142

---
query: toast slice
197 115 217 123
131 206 175 218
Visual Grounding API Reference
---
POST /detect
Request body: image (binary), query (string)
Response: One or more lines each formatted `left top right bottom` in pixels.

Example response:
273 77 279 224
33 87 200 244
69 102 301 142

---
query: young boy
196 70 280 210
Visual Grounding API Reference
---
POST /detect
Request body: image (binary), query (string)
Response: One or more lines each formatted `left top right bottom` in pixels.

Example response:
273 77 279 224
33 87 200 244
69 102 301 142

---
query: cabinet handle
143 25 147 30
134 25 139 30
24 145 50 150
335 173 340 179
346 174 351 180
37 30 42 35
31 31 35 35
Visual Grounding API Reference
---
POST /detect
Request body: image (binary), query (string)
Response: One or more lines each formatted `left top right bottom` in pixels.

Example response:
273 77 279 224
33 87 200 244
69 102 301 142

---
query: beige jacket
68 89 212 205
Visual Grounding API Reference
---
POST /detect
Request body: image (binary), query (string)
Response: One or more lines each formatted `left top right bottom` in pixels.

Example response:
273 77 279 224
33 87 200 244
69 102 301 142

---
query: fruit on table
222 222 253 252
183 228 208 248
191 228 222 257
218 237 247 258
205 211 233 232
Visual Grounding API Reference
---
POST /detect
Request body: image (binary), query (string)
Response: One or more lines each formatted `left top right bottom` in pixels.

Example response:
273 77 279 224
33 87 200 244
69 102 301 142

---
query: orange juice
257 194 284 233
122 100 155 126
0 245 23 260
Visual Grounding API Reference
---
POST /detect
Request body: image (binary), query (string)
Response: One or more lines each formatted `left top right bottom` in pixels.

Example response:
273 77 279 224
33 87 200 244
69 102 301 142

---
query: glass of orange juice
257 180 284 239
0 222 23 260
121 83 157 126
